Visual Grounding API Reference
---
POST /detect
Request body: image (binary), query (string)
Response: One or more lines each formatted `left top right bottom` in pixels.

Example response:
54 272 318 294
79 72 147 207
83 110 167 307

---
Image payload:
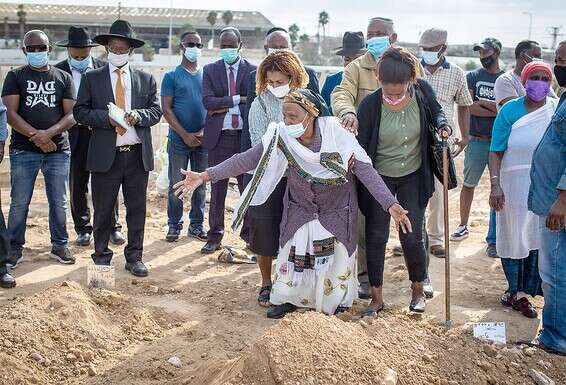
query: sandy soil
0 159 563 385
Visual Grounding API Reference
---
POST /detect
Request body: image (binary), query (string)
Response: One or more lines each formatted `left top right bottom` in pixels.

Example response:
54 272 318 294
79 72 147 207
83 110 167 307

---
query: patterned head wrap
283 89 330 117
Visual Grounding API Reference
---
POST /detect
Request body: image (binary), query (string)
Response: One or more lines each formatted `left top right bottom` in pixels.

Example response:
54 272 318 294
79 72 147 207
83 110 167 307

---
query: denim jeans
537 218 566 353
8 149 70 254
486 208 497 245
167 140 208 232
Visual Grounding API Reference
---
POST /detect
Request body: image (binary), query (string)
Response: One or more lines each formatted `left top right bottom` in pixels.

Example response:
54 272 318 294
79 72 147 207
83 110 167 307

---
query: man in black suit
241 27 320 152
55 26 124 247
74 20 162 277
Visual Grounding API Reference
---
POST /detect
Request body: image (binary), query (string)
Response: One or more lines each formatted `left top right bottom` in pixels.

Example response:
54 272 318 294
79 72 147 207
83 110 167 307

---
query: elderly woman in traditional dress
175 90 411 319
489 61 558 318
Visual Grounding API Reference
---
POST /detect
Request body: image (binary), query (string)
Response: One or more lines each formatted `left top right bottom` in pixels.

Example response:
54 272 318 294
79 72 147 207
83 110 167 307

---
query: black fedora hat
55 26 98 48
93 20 145 49
335 31 367 56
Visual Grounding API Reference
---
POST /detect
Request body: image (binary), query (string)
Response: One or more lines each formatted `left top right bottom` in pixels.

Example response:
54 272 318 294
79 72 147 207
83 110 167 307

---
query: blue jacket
321 71 343 115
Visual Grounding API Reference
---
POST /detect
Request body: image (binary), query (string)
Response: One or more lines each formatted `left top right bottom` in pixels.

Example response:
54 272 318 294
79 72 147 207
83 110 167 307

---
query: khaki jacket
331 51 425 118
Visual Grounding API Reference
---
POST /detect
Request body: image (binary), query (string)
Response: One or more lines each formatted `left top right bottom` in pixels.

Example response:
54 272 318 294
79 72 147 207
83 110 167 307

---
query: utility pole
168 0 173 60
547 26 563 50
118 2 122 20
522 12 533 40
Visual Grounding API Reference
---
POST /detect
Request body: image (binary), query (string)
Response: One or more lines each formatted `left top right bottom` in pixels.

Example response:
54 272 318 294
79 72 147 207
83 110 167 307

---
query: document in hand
108 102 132 136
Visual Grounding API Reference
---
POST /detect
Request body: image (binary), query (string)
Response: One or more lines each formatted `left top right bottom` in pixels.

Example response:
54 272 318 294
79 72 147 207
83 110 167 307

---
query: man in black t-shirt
1 30 76 268
451 37 504 259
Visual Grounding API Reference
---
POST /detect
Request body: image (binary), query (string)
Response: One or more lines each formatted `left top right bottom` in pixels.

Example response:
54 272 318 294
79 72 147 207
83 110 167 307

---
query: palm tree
222 10 233 26
318 11 329 40
207 11 218 47
299 34 310 43
288 24 300 49
16 3 26 40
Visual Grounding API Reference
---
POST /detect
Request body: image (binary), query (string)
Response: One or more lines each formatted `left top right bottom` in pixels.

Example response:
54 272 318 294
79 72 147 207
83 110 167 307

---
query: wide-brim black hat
93 20 145 49
55 26 98 48
335 31 367 56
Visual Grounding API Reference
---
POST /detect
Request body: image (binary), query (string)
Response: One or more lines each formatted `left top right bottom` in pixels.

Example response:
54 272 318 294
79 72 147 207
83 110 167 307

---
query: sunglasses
528 75 551 82
25 45 48 52
182 42 203 49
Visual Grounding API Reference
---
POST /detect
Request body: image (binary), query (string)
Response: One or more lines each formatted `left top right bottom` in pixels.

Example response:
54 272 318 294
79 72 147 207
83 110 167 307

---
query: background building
0 2 274 50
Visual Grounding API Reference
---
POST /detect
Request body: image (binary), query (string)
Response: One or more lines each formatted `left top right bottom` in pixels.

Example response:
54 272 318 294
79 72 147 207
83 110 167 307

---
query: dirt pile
0 281 167 385
221 310 566 385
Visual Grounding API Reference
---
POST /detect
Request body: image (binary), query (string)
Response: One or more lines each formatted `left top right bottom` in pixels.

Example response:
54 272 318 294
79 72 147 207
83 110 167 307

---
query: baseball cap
473 37 502 52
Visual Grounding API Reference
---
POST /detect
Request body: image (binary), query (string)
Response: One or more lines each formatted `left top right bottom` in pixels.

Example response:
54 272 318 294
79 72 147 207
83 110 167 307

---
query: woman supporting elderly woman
488 61 557 318
174 89 412 319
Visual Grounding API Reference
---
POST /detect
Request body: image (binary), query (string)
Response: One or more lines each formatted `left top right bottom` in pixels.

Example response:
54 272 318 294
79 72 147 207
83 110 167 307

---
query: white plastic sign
87 263 115 289
473 322 506 345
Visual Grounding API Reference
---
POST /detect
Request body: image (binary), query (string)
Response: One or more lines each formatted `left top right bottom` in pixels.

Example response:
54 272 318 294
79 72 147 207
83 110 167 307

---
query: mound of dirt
0 281 167 385
221 310 566 385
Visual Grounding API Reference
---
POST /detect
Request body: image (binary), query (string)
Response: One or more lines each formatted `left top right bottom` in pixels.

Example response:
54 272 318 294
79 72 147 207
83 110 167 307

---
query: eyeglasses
182 42 203 49
25 45 48 52
528 75 551 82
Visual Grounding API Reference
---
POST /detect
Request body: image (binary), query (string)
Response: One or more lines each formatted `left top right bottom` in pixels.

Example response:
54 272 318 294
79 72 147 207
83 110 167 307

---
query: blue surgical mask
421 50 441 66
184 47 201 63
286 115 308 139
69 56 90 72
367 36 390 58
220 48 240 64
27 51 49 68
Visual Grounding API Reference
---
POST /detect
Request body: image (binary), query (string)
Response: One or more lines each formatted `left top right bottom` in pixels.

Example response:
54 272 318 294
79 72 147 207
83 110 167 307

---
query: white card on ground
473 322 506 345
87 263 115 289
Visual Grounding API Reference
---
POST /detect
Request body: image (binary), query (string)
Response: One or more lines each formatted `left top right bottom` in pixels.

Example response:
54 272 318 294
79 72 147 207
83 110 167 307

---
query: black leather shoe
7 254 23 270
201 241 222 254
75 233 92 246
166 228 180 242
358 280 371 299
125 261 148 277
0 272 16 289
267 303 297 319
110 230 126 246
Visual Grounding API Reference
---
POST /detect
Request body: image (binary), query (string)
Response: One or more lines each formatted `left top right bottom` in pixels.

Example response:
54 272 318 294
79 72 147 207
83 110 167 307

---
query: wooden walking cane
441 131 452 328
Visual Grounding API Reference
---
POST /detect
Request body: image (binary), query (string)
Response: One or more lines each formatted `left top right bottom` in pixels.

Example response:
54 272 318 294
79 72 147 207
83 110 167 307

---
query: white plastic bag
155 140 169 194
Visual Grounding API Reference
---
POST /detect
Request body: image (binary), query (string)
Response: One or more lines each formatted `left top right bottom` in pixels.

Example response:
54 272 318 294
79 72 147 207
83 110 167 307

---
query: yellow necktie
114 68 127 136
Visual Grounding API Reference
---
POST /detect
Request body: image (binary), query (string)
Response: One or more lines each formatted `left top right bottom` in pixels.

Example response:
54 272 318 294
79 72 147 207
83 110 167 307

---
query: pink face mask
383 93 407 106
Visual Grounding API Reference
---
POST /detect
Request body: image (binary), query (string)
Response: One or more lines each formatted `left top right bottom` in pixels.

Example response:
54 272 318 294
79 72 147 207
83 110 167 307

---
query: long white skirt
270 219 358 315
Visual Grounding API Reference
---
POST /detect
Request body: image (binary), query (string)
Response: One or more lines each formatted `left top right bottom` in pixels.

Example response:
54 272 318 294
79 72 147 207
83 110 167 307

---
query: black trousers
365 171 428 287
0 206 10 274
70 127 121 235
91 145 148 264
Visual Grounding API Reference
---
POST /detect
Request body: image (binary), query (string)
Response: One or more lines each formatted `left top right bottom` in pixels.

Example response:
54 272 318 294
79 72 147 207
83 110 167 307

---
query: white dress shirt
222 59 243 130
108 62 141 146
69 57 93 98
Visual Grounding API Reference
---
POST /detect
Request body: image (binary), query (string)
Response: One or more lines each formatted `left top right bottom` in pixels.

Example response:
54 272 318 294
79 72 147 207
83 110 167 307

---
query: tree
318 11 329 40
288 24 300 49
16 3 26 40
207 11 218 47
299 34 310 43
222 10 233 26
465 60 478 71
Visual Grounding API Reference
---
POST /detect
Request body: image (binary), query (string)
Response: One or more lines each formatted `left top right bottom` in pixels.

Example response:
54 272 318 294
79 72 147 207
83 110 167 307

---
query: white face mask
421 50 441 66
267 48 290 56
108 51 129 67
286 114 308 139
267 83 291 98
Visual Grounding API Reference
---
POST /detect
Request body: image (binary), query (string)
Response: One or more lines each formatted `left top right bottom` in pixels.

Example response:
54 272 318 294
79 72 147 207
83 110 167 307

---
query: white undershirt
108 62 141 146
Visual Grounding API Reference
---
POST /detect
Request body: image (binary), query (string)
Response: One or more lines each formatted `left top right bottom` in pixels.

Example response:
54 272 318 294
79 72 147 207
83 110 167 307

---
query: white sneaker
450 225 469 241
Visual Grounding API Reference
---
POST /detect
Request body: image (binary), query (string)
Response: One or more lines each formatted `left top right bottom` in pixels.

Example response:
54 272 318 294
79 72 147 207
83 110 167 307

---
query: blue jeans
8 149 70 254
486 209 497 245
167 140 207 232
537 218 566 353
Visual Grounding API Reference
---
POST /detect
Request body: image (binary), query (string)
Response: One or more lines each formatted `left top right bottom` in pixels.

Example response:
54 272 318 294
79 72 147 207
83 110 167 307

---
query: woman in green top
357 46 450 315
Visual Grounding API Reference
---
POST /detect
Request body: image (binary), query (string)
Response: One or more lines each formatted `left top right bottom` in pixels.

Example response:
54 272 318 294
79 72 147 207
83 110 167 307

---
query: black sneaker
49 248 76 265
486 244 499 258
450 225 469 241
165 228 180 242
188 228 207 242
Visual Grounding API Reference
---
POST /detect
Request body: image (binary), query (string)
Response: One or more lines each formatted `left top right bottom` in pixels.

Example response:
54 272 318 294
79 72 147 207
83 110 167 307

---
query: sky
15 0 566 48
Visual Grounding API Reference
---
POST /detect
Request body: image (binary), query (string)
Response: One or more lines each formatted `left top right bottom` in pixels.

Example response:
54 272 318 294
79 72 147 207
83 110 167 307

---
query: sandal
361 303 384 317
258 285 272 307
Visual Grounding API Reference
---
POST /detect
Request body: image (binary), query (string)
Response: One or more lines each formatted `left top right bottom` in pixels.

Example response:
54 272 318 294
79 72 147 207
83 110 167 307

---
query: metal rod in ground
442 141 451 327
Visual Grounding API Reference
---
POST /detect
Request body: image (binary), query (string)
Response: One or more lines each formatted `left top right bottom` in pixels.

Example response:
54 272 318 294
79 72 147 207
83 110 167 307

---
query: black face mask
554 65 566 87
480 55 496 69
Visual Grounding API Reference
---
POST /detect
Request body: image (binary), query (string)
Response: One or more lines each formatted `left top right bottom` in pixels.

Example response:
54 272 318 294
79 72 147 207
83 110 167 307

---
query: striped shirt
422 59 473 125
